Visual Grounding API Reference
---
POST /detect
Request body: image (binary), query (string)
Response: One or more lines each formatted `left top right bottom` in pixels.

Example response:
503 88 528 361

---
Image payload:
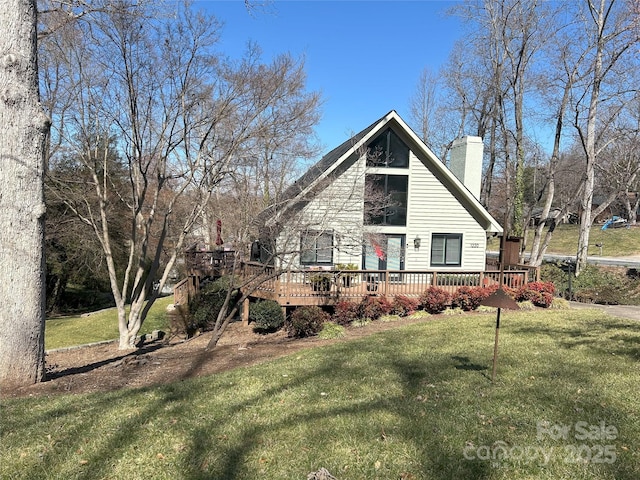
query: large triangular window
365 174 408 226
366 128 409 168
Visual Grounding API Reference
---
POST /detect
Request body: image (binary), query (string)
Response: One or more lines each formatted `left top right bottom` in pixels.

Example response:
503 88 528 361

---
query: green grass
488 224 640 257
45 296 174 350
3 309 639 479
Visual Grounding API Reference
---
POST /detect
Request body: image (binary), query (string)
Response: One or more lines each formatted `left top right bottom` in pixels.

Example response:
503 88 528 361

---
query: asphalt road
544 253 640 268
487 251 640 268
569 302 640 321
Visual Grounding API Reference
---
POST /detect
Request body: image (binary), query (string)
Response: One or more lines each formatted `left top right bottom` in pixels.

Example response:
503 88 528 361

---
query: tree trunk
0 0 49 387
512 91 526 238
529 64 574 267
480 117 498 207
575 2 605 276
623 192 639 225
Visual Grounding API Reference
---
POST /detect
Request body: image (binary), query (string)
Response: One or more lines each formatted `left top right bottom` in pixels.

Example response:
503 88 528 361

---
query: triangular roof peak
266 111 502 233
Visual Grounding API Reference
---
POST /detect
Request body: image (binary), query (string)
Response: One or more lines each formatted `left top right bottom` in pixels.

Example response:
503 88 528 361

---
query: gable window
430 234 462 267
366 128 409 168
365 174 408 226
300 231 333 265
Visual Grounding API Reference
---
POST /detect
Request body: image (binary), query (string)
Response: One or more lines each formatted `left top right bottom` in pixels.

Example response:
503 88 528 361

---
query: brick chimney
449 136 483 200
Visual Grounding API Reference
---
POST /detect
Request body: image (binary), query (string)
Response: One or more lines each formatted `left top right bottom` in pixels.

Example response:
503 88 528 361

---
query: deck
174 251 538 314
244 265 532 307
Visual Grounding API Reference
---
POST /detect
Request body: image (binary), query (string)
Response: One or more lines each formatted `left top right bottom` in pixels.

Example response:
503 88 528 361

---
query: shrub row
341 281 556 318
250 281 557 339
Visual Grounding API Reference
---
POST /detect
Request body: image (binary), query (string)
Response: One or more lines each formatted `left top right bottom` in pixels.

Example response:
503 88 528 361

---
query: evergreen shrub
250 300 284 333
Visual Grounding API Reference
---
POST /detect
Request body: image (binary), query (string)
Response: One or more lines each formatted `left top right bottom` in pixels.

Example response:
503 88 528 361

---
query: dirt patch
2 316 435 399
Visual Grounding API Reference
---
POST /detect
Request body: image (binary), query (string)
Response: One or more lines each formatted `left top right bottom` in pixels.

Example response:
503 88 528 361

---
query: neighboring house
257 110 503 274
529 207 578 226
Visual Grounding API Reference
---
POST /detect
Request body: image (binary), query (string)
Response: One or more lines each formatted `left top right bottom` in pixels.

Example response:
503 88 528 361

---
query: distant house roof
260 110 503 234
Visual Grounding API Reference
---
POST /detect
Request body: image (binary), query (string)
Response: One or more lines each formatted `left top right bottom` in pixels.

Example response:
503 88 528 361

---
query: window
365 174 408 226
363 234 405 271
366 128 409 168
430 234 462 267
300 231 333 265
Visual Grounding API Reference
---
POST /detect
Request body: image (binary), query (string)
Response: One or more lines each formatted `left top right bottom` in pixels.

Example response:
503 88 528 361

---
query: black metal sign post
480 234 519 382
492 306 501 382
492 233 505 383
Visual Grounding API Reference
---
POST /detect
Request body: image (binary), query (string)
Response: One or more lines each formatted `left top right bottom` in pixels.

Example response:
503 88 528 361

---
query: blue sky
197 1 464 158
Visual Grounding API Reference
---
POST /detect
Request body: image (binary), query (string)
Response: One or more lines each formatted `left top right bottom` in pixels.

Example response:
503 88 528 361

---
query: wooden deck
173 251 539 314
246 267 531 307
173 265 533 307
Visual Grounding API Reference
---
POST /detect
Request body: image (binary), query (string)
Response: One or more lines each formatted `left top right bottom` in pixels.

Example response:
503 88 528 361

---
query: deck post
275 274 282 302
242 298 249 326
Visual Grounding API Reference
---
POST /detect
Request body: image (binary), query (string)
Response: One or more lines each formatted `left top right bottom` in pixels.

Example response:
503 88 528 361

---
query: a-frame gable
261 110 502 234
385 113 503 233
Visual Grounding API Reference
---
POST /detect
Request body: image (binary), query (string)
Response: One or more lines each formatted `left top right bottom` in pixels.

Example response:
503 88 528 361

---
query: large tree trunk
0 0 49 387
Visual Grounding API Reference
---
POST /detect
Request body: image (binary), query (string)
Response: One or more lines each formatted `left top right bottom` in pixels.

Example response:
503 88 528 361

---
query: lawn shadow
10 315 639 480
451 355 488 372
45 342 165 381
512 320 640 361
179 340 497 480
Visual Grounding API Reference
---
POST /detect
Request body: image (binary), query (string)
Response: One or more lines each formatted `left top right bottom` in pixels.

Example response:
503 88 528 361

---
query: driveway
570 301 640 321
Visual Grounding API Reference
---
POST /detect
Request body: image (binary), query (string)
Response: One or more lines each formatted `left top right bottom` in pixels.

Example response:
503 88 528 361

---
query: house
174 111 530 313
258 110 503 273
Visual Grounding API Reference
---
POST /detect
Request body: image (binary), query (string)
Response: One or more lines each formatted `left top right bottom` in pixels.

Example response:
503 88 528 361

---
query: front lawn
3 309 639 479
487 223 640 257
45 295 174 350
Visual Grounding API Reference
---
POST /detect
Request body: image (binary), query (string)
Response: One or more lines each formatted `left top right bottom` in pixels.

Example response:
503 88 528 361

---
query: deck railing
174 252 536 308
185 249 236 277
173 276 199 306
243 266 529 305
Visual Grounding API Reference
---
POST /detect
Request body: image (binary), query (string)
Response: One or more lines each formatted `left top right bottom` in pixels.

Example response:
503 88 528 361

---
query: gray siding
406 151 487 270
276 140 489 271
278 156 366 268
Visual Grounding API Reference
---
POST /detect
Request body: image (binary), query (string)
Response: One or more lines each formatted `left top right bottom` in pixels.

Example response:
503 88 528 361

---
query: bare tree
44 3 322 349
473 0 548 237
199 49 322 250
442 0 549 235
616 127 640 224
45 3 228 348
437 0 638 269
0 0 49 387
409 67 440 152
573 0 638 274
592 123 640 221
527 22 587 266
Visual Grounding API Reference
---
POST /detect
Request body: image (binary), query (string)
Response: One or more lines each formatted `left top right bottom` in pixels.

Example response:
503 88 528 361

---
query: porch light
414 235 421 250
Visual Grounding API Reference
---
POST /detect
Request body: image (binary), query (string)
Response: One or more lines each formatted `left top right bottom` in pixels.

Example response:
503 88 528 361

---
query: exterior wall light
414 235 421 250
